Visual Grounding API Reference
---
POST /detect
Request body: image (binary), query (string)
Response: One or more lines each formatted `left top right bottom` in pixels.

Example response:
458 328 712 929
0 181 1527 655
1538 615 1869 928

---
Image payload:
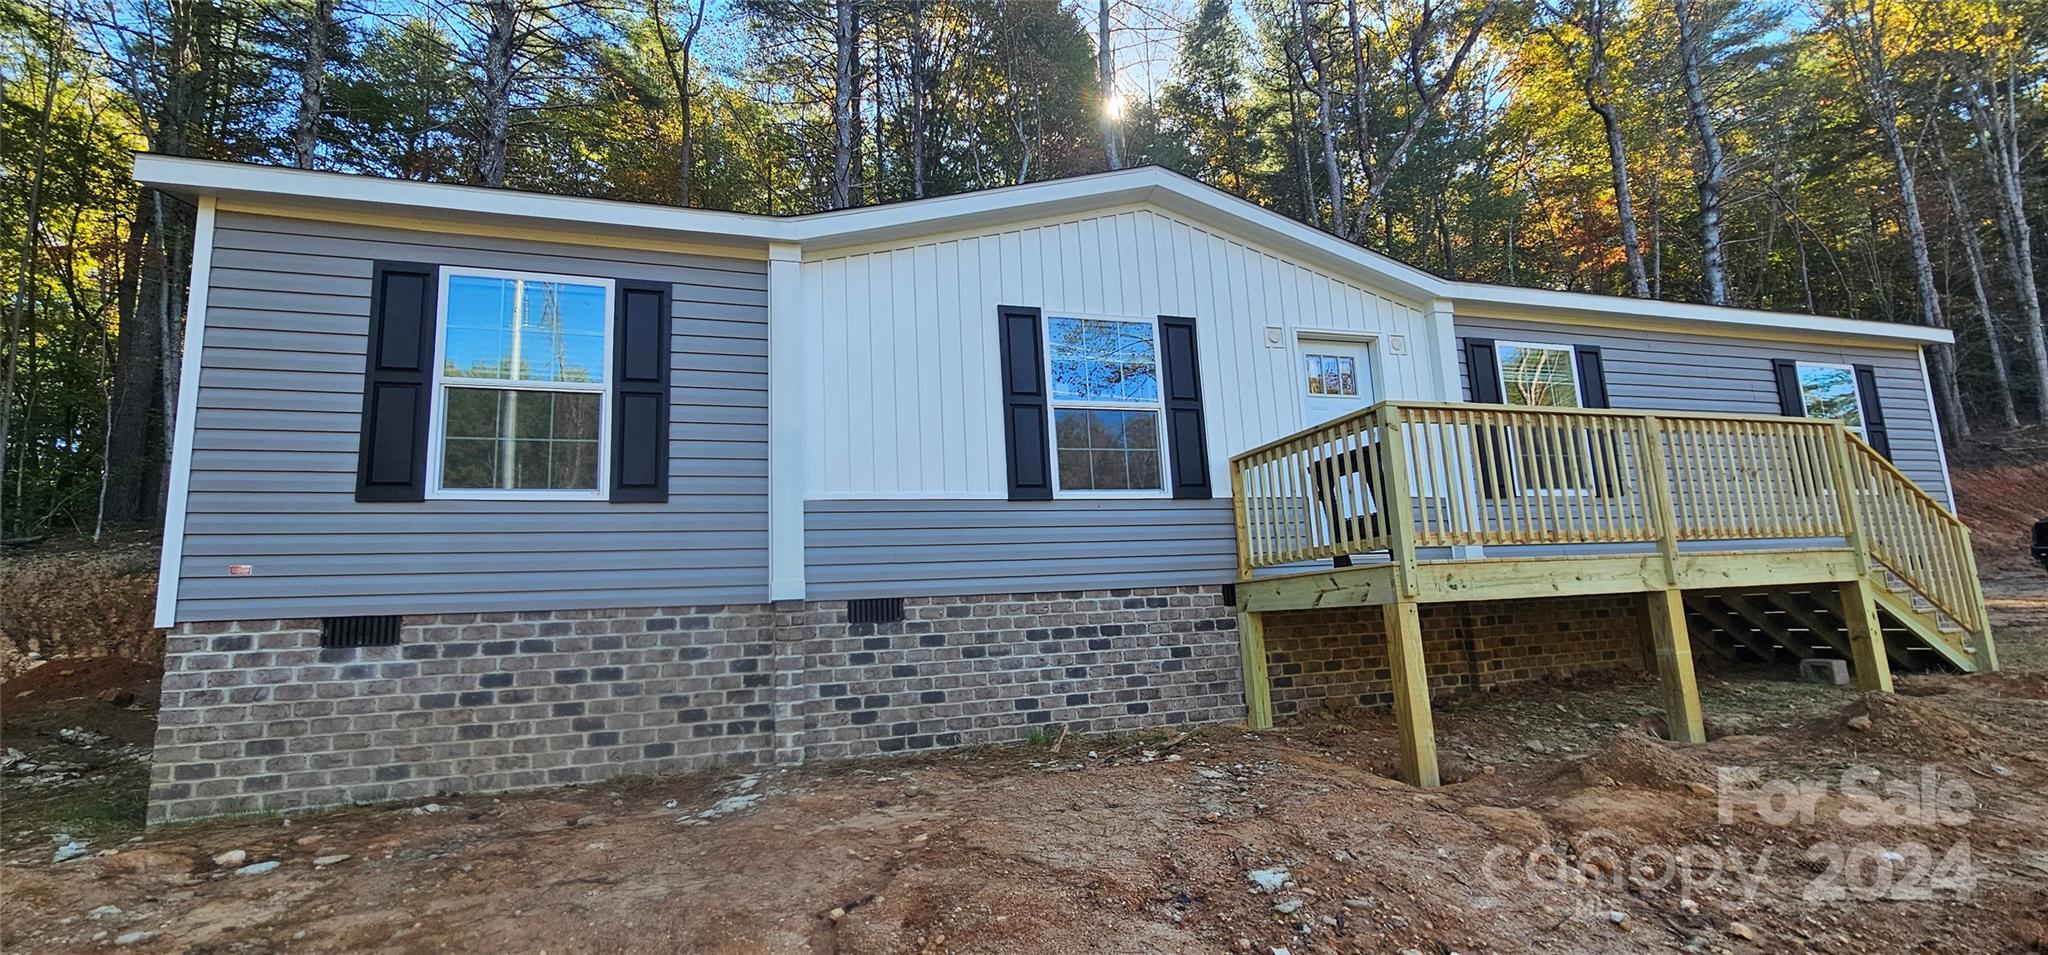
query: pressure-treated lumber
1238 611 1273 730
1644 589 1707 744
1382 600 1440 788
1837 578 1894 693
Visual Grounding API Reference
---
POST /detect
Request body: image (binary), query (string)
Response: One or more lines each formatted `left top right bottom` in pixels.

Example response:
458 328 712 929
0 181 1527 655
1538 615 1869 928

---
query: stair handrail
1839 429 1987 635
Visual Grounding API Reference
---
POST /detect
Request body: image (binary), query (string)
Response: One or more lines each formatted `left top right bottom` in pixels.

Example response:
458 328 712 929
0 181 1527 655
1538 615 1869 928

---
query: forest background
2 0 2044 542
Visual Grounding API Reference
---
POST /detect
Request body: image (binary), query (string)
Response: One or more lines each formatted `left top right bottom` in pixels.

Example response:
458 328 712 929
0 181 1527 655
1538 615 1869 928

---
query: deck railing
1229 400 1983 635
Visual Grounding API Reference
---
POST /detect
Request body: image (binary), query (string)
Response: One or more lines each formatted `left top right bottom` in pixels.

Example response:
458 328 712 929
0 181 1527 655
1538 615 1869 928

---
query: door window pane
1304 353 1359 396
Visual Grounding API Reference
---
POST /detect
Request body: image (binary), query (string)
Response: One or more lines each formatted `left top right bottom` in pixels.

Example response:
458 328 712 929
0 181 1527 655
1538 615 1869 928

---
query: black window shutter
998 305 1052 501
1571 345 1619 494
356 261 437 502
611 280 672 502
1463 338 1502 403
1573 345 1610 408
1853 364 1892 459
1461 338 1509 497
1771 358 1805 417
1158 315 1212 499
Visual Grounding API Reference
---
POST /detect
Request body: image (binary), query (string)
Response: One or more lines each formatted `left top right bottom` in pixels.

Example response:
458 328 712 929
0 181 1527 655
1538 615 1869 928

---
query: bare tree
1346 0 1499 237
648 0 709 203
832 0 858 206
1542 0 1650 296
909 0 929 197
476 0 519 186
1673 0 1728 304
1962 46 2048 421
1826 0 1967 438
1936 146 2020 428
292 0 333 169
1 24 63 544
1098 0 1121 169
1298 0 1346 236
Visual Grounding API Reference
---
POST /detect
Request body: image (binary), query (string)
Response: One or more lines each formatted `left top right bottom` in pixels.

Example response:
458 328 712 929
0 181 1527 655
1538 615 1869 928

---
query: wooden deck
1229 401 1994 788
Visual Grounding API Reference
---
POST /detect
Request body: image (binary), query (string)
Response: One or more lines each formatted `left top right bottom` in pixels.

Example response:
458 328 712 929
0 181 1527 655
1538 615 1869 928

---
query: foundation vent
320 615 403 649
847 598 906 625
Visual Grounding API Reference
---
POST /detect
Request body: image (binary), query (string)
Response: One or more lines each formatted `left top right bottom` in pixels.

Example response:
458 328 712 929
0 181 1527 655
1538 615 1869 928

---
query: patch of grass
2 765 149 851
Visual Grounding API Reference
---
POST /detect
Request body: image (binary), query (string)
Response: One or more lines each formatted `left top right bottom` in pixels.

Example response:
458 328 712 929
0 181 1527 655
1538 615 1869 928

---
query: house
134 155 1990 823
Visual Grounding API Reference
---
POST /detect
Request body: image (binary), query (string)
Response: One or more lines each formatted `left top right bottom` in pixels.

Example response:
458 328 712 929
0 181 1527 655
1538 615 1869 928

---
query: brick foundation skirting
148 587 1243 823
1260 594 1648 719
148 589 1651 823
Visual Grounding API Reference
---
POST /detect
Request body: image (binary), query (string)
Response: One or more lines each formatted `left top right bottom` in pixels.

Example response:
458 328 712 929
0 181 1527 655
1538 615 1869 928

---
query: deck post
1383 600 1440 788
1637 415 1681 588
1238 611 1273 730
1837 578 1894 693
1644 589 1707 744
1378 405 1419 599
1957 525 1998 672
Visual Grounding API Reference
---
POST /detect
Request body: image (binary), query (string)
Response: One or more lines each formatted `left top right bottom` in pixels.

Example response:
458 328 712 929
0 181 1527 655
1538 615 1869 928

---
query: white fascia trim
133 154 785 246
154 195 217 628
766 242 807 601
135 155 1953 348
1446 282 1955 346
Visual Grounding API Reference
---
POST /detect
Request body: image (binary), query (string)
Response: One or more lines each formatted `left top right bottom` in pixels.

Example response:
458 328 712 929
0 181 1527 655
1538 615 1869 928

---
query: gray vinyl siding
176 211 770 621
1453 316 1951 504
804 499 1239 599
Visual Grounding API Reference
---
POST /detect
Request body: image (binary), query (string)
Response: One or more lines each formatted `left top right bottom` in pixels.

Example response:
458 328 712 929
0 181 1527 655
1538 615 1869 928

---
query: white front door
1299 338 1376 427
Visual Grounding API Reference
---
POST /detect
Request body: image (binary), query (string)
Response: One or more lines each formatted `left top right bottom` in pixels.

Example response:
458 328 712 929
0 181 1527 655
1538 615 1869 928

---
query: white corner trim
767 241 806 601
153 196 217 629
1426 299 1462 403
1916 349 1959 511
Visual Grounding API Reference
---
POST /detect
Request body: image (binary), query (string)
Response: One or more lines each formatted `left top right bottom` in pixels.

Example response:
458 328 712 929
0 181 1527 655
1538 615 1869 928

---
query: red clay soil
4 657 164 715
1950 423 2048 576
3 581 2047 954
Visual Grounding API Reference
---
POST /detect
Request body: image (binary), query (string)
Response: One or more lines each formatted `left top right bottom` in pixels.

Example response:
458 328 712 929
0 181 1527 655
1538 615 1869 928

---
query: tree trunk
1582 0 1647 297
0 35 61 544
1939 164 2020 428
1349 0 1497 236
1298 0 1347 238
1283 44 1318 228
1839 0 1965 437
910 0 928 198
650 0 707 205
292 0 331 169
476 0 518 187
155 192 187 514
1345 0 1373 205
1971 65 2048 422
832 0 858 208
102 198 163 528
1098 0 1120 169
1673 0 1728 305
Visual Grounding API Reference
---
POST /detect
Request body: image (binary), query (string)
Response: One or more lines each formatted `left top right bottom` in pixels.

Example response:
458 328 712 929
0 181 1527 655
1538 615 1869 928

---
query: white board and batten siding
175 210 772 622
796 205 1448 599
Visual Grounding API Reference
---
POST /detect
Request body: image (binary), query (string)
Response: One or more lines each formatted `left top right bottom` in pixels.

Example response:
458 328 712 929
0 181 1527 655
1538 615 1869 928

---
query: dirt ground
2 575 2046 954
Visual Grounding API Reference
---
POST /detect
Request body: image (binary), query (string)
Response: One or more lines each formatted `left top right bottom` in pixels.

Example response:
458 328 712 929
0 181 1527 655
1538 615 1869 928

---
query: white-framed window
426 267 614 499
1045 314 1167 495
1494 340 1589 494
1793 361 1865 436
